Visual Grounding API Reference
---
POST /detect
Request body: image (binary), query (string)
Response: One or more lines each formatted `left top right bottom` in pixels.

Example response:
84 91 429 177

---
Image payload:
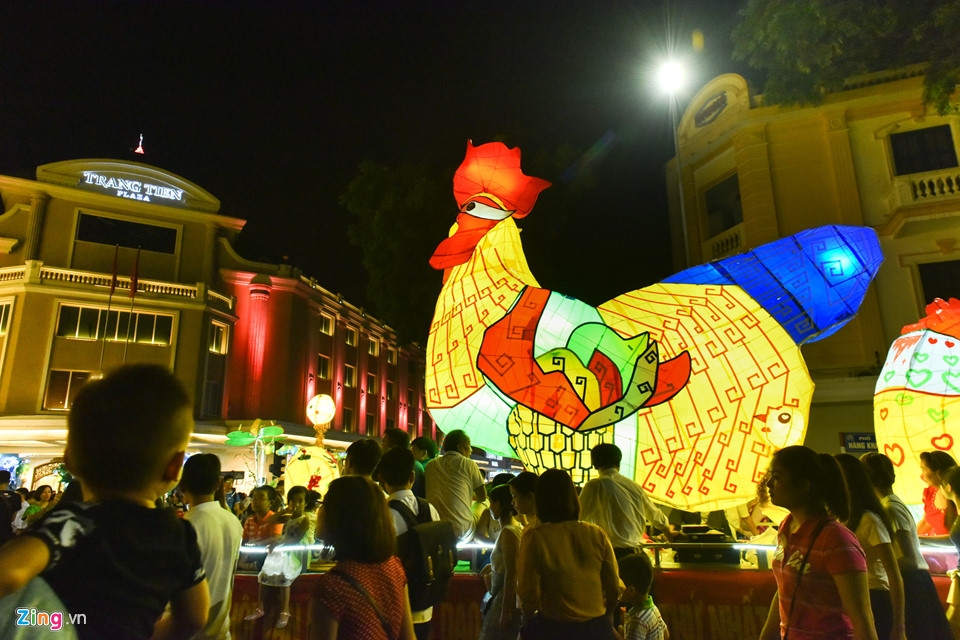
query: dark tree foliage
340 161 451 345
731 0 960 114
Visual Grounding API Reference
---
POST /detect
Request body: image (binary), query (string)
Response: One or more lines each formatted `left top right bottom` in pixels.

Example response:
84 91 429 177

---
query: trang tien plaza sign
81 171 185 204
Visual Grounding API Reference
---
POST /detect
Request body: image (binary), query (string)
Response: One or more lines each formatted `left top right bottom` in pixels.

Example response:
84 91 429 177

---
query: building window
387 348 396 365
386 418 395 430
56 304 172 345
368 338 379 356
208 321 228 354
344 364 356 388
318 354 331 380
387 380 395 400
342 407 355 432
43 370 91 411
891 125 958 176
76 214 177 254
320 314 333 336
407 388 415 406
366 373 377 394
345 327 357 346
0 302 11 336
705 174 743 238
919 259 960 304
365 413 376 434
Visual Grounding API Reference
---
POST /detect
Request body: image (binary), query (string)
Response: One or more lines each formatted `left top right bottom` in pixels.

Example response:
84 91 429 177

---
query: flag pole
122 247 140 363
97 245 119 376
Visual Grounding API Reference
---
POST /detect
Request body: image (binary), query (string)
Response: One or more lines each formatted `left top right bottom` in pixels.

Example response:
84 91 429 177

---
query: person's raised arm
150 579 209 640
0 536 50 598
833 570 879 640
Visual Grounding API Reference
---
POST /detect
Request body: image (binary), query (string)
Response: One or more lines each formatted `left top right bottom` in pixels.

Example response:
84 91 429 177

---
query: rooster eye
464 202 476 212
778 412 791 423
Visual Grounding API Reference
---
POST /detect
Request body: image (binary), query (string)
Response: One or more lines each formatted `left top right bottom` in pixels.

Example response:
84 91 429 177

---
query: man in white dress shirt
424 429 486 542
580 443 675 560
182 454 243 640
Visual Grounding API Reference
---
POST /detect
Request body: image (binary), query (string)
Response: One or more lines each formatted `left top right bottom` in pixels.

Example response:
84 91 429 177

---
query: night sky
1 0 751 332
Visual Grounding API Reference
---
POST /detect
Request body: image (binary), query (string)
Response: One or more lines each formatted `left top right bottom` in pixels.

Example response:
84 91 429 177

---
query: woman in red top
759 446 877 640
309 476 415 640
917 451 957 536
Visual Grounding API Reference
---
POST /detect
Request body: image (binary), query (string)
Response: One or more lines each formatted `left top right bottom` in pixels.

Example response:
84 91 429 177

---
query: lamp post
657 60 690 268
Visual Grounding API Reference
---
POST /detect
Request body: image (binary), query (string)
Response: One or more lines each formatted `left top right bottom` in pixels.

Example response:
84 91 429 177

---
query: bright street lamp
657 59 690 268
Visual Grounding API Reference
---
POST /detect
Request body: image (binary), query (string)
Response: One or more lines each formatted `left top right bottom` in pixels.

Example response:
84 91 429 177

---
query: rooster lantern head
430 141 551 271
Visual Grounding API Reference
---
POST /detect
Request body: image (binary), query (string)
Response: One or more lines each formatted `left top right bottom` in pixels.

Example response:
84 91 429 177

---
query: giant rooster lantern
875 298 960 503
426 141 883 511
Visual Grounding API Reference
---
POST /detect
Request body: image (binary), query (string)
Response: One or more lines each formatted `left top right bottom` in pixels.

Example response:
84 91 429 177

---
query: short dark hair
0 470 10 484
509 471 538 496
490 473 515 487
382 428 410 450
180 453 221 496
536 469 580 523
287 485 308 503
251 484 280 510
618 553 655 594
378 447 415 487
442 430 470 454
346 439 382 476
321 476 396 562
410 437 438 459
488 484 515 516
860 452 896 491
591 443 622 469
67 364 192 493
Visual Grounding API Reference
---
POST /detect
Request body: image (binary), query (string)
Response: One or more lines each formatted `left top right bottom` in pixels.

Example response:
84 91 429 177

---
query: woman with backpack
309 476 415 640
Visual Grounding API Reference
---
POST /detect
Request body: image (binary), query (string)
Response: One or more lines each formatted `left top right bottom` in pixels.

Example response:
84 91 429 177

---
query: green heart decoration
913 352 929 363
905 369 932 388
928 408 949 423
883 370 895 382
894 393 914 406
944 371 960 394
945 355 959 367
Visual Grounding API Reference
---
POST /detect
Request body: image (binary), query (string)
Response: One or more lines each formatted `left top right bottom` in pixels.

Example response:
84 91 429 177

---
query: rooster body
426 142 882 510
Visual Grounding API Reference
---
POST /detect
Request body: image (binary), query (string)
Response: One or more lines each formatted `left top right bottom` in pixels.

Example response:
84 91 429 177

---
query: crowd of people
0 363 958 640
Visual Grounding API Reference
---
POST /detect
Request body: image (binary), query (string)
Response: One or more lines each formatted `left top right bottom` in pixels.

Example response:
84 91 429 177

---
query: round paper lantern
306 394 336 426
875 298 960 502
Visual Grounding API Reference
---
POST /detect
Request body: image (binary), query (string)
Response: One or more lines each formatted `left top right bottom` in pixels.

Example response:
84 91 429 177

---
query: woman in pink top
759 446 877 640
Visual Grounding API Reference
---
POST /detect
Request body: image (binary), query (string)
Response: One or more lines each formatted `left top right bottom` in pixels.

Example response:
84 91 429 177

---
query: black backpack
389 498 458 611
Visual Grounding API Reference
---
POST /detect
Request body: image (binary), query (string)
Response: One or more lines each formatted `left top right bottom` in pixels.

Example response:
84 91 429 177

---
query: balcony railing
705 224 744 260
888 168 960 210
0 262 234 310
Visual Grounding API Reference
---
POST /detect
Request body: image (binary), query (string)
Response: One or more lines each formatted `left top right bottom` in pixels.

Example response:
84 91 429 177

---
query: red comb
453 141 551 218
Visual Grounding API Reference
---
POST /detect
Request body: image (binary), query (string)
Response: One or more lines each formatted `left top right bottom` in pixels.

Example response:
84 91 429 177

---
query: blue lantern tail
664 225 883 344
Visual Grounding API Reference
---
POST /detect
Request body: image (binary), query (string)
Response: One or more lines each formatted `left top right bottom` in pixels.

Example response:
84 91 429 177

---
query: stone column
23 194 49 261
733 124 780 248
